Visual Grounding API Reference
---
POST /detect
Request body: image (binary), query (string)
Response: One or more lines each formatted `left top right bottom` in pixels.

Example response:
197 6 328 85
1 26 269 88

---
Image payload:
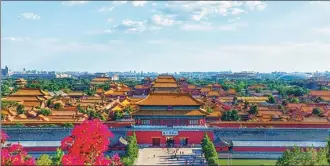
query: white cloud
132 1 147 7
113 19 148 33
98 6 114 13
20 13 40 20
180 22 246 31
1 37 30 42
231 8 244 15
85 29 112 35
148 26 162 31
154 1 265 23
147 40 170 44
152 15 175 26
112 1 127 5
315 28 330 36
61 1 88 6
109 40 123 44
197 42 330 72
180 24 213 31
245 1 267 11
310 1 321 4
107 18 114 23
152 3 157 6
228 17 241 22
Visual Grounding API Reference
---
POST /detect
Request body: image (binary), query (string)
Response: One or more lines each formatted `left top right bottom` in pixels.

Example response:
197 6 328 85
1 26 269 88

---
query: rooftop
136 92 203 106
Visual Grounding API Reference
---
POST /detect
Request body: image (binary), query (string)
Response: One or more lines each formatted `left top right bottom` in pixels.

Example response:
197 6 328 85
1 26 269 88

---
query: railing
132 125 210 130
116 119 134 122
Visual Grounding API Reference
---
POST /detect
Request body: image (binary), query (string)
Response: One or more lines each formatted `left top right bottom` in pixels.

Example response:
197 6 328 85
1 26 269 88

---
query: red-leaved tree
1 130 36 166
60 119 123 166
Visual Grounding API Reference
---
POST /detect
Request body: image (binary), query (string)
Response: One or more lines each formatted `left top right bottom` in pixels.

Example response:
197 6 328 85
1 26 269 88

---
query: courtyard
135 148 206 165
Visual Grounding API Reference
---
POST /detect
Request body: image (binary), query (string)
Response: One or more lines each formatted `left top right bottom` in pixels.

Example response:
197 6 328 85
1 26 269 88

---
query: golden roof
152 82 178 88
201 87 211 93
208 91 220 97
206 110 222 117
90 77 111 84
157 75 175 79
132 109 208 116
10 88 48 96
136 92 203 106
187 85 196 89
236 97 268 102
154 78 177 83
67 91 85 96
104 89 115 95
309 90 330 96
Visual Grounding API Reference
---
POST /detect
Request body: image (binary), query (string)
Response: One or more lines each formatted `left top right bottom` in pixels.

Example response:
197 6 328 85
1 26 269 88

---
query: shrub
16 104 25 114
312 108 322 116
51 148 64 166
36 154 52 166
248 105 258 115
122 156 133 166
63 122 74 128
14 122 24 127
54 103 62 110
38 108 52 116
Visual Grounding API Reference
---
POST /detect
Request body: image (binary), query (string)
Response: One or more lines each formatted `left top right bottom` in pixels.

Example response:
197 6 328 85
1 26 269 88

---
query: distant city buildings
1 66 9 77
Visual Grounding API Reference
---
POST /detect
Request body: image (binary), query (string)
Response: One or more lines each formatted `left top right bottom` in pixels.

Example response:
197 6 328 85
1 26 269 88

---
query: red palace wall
209 122 330 128
127 131 214 146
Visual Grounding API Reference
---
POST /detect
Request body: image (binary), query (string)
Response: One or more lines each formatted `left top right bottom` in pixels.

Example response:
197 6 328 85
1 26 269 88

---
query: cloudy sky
1 1 330 73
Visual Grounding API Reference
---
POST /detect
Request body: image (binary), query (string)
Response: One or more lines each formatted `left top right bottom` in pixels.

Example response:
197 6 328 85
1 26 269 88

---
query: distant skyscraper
1 66 9 76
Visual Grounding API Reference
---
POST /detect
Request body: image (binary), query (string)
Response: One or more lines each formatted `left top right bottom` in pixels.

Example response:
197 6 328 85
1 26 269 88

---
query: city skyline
1 1 330 73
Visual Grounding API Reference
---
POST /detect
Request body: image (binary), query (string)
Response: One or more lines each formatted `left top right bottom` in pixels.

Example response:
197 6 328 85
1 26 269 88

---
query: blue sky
1 1 330 73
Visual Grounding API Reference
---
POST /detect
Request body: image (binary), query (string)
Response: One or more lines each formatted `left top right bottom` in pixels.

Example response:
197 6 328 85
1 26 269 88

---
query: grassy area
218 159 277 165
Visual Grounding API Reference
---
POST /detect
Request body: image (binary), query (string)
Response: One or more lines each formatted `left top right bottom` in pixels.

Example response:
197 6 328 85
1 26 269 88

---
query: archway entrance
180 137 188 146
166 137 174 147
152 138 160 147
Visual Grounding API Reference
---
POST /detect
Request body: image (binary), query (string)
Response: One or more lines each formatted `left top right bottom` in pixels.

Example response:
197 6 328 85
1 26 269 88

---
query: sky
1 1 330 73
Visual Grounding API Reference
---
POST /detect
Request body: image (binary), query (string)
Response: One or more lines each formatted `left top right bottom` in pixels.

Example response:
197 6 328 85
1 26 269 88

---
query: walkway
135 148 207 165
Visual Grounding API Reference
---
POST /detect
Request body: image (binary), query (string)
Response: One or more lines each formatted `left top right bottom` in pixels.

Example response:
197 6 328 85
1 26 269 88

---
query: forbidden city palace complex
2 75 330 159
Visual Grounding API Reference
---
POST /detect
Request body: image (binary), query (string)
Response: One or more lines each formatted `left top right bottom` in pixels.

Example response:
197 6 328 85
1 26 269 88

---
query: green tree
36 154 52 166
243 101 249 109
282 100 288 106
114 111 123 120
124 132 138 165
315 97 324 103
46 100 52 107
268 95 276 104
201 133 219 165
289 97 300 104
54 103 62 110
206 107 213 113
312 108 322 116
276 146 328 166
1 84 11 96
255 88 262 93
16 104 25 114
51 148 64 166
248 105 258 115
63 122 74 128
1 100 18 109
38 108 52 116
124 106 135 113
221 110 240 121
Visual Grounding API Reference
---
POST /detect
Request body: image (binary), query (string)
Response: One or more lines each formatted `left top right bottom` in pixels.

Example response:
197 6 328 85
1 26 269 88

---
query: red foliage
61 119 123 166
1 130 8 144
1 130 35 166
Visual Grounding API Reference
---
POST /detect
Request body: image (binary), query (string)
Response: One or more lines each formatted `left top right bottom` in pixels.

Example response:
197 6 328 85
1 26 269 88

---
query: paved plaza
135 148 207 165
